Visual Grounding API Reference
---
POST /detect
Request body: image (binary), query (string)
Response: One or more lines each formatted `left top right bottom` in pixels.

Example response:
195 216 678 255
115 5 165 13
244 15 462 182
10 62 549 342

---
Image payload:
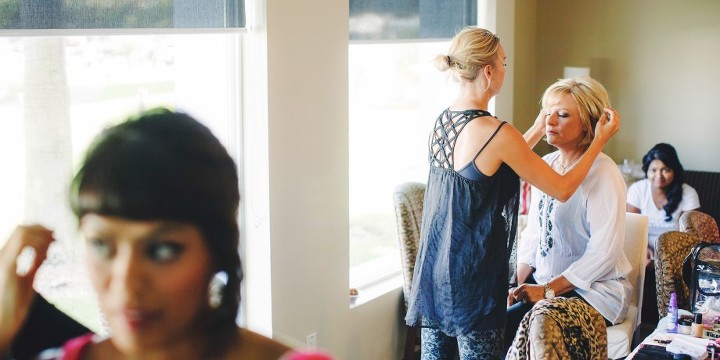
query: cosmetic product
667 292 679 333
693 313 705 338
678 318 693 335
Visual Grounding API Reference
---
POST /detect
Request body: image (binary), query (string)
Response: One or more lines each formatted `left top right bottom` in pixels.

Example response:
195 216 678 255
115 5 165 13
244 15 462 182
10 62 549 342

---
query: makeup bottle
667 292 678 333
693 313 705 338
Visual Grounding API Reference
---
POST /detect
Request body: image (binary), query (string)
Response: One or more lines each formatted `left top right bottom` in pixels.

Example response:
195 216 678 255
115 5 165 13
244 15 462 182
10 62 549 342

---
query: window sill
349 273 403 309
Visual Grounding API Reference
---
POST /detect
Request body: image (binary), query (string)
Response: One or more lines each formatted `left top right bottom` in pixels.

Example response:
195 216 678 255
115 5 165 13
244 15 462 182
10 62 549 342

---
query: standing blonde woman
404 28 620 359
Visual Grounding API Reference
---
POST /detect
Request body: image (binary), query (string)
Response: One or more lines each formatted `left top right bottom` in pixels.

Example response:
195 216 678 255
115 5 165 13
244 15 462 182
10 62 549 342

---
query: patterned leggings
420 318 505 360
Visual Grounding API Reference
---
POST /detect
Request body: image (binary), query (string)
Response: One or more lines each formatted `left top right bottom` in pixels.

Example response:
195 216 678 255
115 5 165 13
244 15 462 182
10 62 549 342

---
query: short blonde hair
541 76 610 151
435 27 501 82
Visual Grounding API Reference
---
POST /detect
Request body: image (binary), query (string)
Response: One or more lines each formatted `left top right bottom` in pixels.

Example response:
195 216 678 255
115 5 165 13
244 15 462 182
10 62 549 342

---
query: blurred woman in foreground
0 109 331 360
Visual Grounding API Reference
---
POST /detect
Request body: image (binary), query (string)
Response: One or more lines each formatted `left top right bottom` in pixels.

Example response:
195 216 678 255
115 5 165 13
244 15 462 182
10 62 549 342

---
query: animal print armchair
655 211 720 317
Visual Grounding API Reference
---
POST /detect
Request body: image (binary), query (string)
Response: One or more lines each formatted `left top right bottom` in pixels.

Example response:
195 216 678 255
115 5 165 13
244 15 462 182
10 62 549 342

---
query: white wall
249 0 404 358
513 0 720 171
493 0 516 123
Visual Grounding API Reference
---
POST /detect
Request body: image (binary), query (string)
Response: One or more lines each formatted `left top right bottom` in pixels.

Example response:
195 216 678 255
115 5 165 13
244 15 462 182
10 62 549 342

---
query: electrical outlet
306 332 317 349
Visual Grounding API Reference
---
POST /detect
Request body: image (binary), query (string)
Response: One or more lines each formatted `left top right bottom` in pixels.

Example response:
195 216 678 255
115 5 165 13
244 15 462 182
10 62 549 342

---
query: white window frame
0 26 247 332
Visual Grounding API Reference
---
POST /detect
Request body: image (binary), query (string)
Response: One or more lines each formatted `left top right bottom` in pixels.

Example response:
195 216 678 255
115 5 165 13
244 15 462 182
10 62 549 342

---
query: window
0 1 244 332
348 0 476 293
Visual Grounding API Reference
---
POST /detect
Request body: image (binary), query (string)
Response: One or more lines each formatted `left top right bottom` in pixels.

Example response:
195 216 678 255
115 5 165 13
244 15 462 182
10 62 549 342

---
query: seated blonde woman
505 77 631 353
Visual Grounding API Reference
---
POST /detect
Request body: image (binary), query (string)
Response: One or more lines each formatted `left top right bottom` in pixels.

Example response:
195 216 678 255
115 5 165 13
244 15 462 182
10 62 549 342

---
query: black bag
683 242 720 318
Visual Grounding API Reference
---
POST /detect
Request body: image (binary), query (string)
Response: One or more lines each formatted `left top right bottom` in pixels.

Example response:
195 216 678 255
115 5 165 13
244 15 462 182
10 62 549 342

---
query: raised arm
0 225 54 355
497 107 619 202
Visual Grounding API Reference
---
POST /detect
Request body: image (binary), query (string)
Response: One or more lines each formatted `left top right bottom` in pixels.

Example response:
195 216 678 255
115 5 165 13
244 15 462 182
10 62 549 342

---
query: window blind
0 0 245 29
350 0 476 40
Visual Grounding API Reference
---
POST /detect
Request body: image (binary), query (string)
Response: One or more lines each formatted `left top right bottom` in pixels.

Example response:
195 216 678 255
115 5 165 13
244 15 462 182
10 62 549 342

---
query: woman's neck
451 81 492 111
555 147 586 173
651 185 668 199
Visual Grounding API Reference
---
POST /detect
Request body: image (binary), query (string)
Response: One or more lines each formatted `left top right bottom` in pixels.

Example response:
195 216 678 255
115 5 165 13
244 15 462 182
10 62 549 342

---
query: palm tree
22 1 76 262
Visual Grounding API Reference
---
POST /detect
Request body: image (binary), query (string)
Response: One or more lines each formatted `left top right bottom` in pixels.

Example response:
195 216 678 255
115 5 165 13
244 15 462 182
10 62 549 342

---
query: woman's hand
523 108 547 148
0 225 54 354
509 283 546 305
593 107 620 145
507 287 518 307
531 108 547 135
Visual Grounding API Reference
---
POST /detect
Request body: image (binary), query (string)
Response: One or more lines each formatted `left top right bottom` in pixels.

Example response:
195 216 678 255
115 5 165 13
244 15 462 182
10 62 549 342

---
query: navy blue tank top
405 108 519 336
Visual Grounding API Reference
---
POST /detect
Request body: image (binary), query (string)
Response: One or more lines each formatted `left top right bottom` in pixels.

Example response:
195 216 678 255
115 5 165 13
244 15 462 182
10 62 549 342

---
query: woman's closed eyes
545 111 570 118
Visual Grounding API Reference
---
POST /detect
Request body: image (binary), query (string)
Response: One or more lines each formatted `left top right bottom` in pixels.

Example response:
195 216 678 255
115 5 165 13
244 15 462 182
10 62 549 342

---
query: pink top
59 333 334 360
283 351 334 360
60 333 94 360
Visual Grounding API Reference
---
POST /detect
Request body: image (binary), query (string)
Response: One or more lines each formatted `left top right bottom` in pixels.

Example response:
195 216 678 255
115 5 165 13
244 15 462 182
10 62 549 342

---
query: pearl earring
208 271 228 309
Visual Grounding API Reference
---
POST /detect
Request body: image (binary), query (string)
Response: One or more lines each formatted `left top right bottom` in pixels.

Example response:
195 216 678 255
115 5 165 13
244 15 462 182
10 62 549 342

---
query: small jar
678 318 693 335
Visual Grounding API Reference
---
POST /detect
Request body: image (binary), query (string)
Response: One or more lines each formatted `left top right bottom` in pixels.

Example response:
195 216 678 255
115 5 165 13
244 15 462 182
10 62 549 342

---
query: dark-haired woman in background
627 142 700 323
627 143 700 263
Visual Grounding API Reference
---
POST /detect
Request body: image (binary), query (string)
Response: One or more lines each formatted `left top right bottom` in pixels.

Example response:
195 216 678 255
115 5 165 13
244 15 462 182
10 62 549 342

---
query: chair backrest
655 231 703 315
606 215 649 360
392 182 425 305
624 212 649 326
684 170 720 225
680 210 720 243
654 211 720 316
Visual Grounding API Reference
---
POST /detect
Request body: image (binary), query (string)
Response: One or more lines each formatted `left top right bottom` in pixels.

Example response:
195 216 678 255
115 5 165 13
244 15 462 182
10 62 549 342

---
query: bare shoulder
459 114 521 148
478 117 525 152
461 112 505 131
226 328 292 359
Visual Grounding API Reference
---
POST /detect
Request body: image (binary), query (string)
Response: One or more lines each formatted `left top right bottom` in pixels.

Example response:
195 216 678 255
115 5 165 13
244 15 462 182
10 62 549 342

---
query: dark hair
641 143 685 221
70 108 242 356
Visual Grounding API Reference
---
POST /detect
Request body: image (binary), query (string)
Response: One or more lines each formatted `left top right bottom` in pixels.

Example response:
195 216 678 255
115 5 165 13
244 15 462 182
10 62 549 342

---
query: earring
208 271 228 309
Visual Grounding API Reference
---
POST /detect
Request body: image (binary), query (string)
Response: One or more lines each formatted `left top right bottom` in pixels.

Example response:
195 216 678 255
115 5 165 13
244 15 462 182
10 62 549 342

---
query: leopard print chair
393 182 425 360
393 182 424 307
655 231 701 318
655 211 720 317
680 210 720 243
506 298 608 360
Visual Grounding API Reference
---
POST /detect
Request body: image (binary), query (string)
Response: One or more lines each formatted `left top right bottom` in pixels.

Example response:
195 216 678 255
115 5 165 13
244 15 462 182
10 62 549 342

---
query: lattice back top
406 109 520 336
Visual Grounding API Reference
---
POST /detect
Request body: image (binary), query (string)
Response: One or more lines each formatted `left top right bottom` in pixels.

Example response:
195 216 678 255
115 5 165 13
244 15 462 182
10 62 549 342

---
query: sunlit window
0 1 243 330
348 0 475 292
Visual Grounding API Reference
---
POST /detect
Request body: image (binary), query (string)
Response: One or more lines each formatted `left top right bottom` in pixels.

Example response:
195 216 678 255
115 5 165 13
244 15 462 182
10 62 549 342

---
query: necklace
558 153 583 172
